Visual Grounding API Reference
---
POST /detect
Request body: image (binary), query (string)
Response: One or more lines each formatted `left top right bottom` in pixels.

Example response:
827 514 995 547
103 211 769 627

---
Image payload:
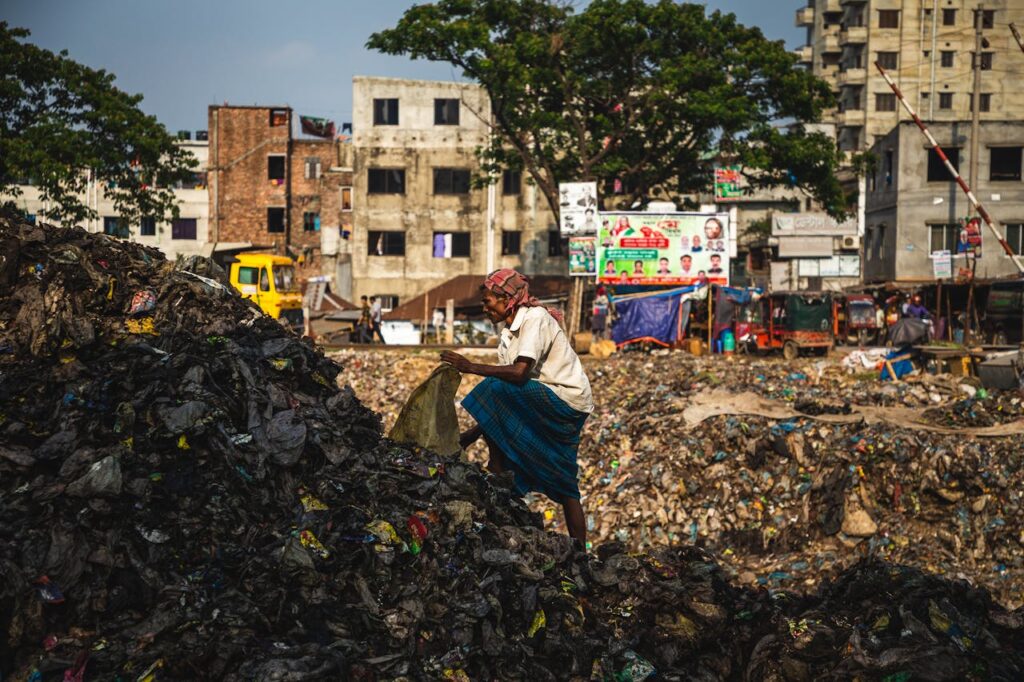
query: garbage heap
1 217 1023 681
577 355 1024 607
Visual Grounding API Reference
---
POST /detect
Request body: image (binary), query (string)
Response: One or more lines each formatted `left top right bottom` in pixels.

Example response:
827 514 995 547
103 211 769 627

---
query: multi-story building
797 1 1024 154
3 138 210 261
348 76 562 305
206 105 352 260
864 120 1024 281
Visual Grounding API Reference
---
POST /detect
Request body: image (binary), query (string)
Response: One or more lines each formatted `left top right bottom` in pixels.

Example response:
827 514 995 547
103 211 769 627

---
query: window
304 157 321 180
877 52 898 69
174 172 207 190
268 155 285 181
875 93 897 112
368 231 406 256
501 230 521 255
878 10 900 29
140 217 156 236
171 218 197 240
303 211 320 232
548 230 565 257
259 268 270 292
970 93 992 113
238 267 259 285
434 98 460 125
502 169 521 195
927 148 958 182
432 232 471 258
368 168 405 194
990 147 1022 182
267 207 285 233
979 52 993 70
942 8 956 26
340 186 353 211
103 216 128 238
269 109 288 127
976 9 994 29
884 150 894 186
433 168 471 194
940 51 954 67
938 92 953 110
1006 224 1024 255
929 223 960 254
373 98 399 125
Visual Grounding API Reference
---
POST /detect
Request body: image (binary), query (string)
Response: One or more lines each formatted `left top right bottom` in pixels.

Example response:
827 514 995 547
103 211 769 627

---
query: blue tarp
610 285 702 347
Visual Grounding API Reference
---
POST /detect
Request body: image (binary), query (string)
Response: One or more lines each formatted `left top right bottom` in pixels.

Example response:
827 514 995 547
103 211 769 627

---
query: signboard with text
596 212 730 285
714 166 744 202
568 236 597 276
558 181 598 234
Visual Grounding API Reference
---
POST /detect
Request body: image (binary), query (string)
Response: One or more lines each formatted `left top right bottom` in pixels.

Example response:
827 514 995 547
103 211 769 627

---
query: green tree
0 23 195 227
368 0 849 219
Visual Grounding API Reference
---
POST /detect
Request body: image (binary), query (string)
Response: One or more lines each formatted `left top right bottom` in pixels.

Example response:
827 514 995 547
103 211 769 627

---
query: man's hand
440 351 473 373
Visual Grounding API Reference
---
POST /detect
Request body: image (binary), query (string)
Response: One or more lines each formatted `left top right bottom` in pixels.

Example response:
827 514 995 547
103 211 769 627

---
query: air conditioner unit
841 235 860 250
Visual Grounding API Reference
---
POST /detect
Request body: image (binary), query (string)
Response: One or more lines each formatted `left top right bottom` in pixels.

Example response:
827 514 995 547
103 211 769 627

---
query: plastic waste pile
2 216 1023 681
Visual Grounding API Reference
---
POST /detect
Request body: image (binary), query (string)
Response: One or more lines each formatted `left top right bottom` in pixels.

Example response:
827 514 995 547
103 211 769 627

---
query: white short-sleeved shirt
497 306 594 414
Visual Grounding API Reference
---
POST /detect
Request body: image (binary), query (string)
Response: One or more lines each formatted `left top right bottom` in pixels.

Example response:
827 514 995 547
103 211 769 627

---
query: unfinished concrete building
348 76 562 307
864 120 1024 281
797 0 1024 153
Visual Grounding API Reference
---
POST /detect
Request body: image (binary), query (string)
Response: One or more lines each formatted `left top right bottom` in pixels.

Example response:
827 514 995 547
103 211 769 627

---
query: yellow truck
226 253 304 329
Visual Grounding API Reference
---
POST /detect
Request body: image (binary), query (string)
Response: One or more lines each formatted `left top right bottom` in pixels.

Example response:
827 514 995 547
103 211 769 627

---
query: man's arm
440 352 534 385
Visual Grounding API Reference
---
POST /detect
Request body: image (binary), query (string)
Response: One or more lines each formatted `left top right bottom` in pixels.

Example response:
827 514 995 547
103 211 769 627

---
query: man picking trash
440 269 594 545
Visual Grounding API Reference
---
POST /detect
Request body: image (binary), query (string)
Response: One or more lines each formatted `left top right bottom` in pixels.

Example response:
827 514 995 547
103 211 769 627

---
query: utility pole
968 4 984 192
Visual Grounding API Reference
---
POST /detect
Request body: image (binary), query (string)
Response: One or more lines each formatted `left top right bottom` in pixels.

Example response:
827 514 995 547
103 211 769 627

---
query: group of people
355 295 385 343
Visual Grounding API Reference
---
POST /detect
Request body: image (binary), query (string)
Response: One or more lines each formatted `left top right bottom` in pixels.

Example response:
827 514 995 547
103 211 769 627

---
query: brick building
207 105 353 282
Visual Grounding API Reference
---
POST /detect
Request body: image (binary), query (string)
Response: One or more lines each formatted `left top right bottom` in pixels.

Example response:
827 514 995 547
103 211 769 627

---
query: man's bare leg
563 498 587 546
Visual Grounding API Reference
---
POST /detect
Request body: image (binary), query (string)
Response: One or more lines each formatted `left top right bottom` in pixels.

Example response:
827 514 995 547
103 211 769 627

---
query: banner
597 212 730 285
568 236 597 276
933 250 952 279
955 217 982 257
714 166 743 202
558 182 598 234
300 115 336 138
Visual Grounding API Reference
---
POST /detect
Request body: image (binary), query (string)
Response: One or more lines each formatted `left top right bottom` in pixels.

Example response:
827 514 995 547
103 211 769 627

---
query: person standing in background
591 286 609 340
370 296 386 343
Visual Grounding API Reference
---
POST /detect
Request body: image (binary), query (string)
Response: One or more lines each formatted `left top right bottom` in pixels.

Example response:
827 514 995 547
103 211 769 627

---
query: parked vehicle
226 253 304 329
836 294 880 346
741 292 834 359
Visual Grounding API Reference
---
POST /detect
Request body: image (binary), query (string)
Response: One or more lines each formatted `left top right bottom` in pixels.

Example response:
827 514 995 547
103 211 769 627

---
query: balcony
796 6 815 27
839 25 868 45
837 109 866 127
821 34 841 54
836 67 867 87
794 45 814 65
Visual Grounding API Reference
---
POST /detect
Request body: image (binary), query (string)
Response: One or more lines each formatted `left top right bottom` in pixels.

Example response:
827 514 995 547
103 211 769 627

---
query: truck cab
228 253 303 329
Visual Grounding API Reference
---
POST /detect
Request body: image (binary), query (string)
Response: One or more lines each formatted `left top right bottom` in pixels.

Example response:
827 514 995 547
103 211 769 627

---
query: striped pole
1011 23 1024 54
874 61 1024 273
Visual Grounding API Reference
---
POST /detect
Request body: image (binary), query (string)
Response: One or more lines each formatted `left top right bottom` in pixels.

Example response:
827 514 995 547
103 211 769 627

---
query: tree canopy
368 0 849 219
0 23 195 226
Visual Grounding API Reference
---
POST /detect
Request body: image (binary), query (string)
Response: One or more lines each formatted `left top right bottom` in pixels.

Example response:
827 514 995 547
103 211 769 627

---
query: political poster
558 182 598 234
568 236 597 276
955 217 982 257
714 166 743 202
596 212 730 285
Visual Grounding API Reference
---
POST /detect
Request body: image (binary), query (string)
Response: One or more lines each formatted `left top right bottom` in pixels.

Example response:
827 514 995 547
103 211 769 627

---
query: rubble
2 216 1023 680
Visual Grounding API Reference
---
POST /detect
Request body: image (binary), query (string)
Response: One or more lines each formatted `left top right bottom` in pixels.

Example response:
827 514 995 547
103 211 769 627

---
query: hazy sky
5 1 804 134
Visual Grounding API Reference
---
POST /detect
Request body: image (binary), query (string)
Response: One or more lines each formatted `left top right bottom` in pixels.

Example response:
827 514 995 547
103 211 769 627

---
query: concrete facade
3 139 210 261
349 77 561 306
797 0 1024 153
864 120 1024 281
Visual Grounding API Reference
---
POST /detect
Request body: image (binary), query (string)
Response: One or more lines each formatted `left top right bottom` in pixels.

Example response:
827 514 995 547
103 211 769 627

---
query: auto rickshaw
836 294 881 346
740 291 834 359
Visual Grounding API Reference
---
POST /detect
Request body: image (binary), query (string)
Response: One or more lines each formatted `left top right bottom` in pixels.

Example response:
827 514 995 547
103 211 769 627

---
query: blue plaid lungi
462 377 588 503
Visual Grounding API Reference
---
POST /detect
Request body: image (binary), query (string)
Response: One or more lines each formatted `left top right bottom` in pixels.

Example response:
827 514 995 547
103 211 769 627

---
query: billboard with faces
596 212 730 285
